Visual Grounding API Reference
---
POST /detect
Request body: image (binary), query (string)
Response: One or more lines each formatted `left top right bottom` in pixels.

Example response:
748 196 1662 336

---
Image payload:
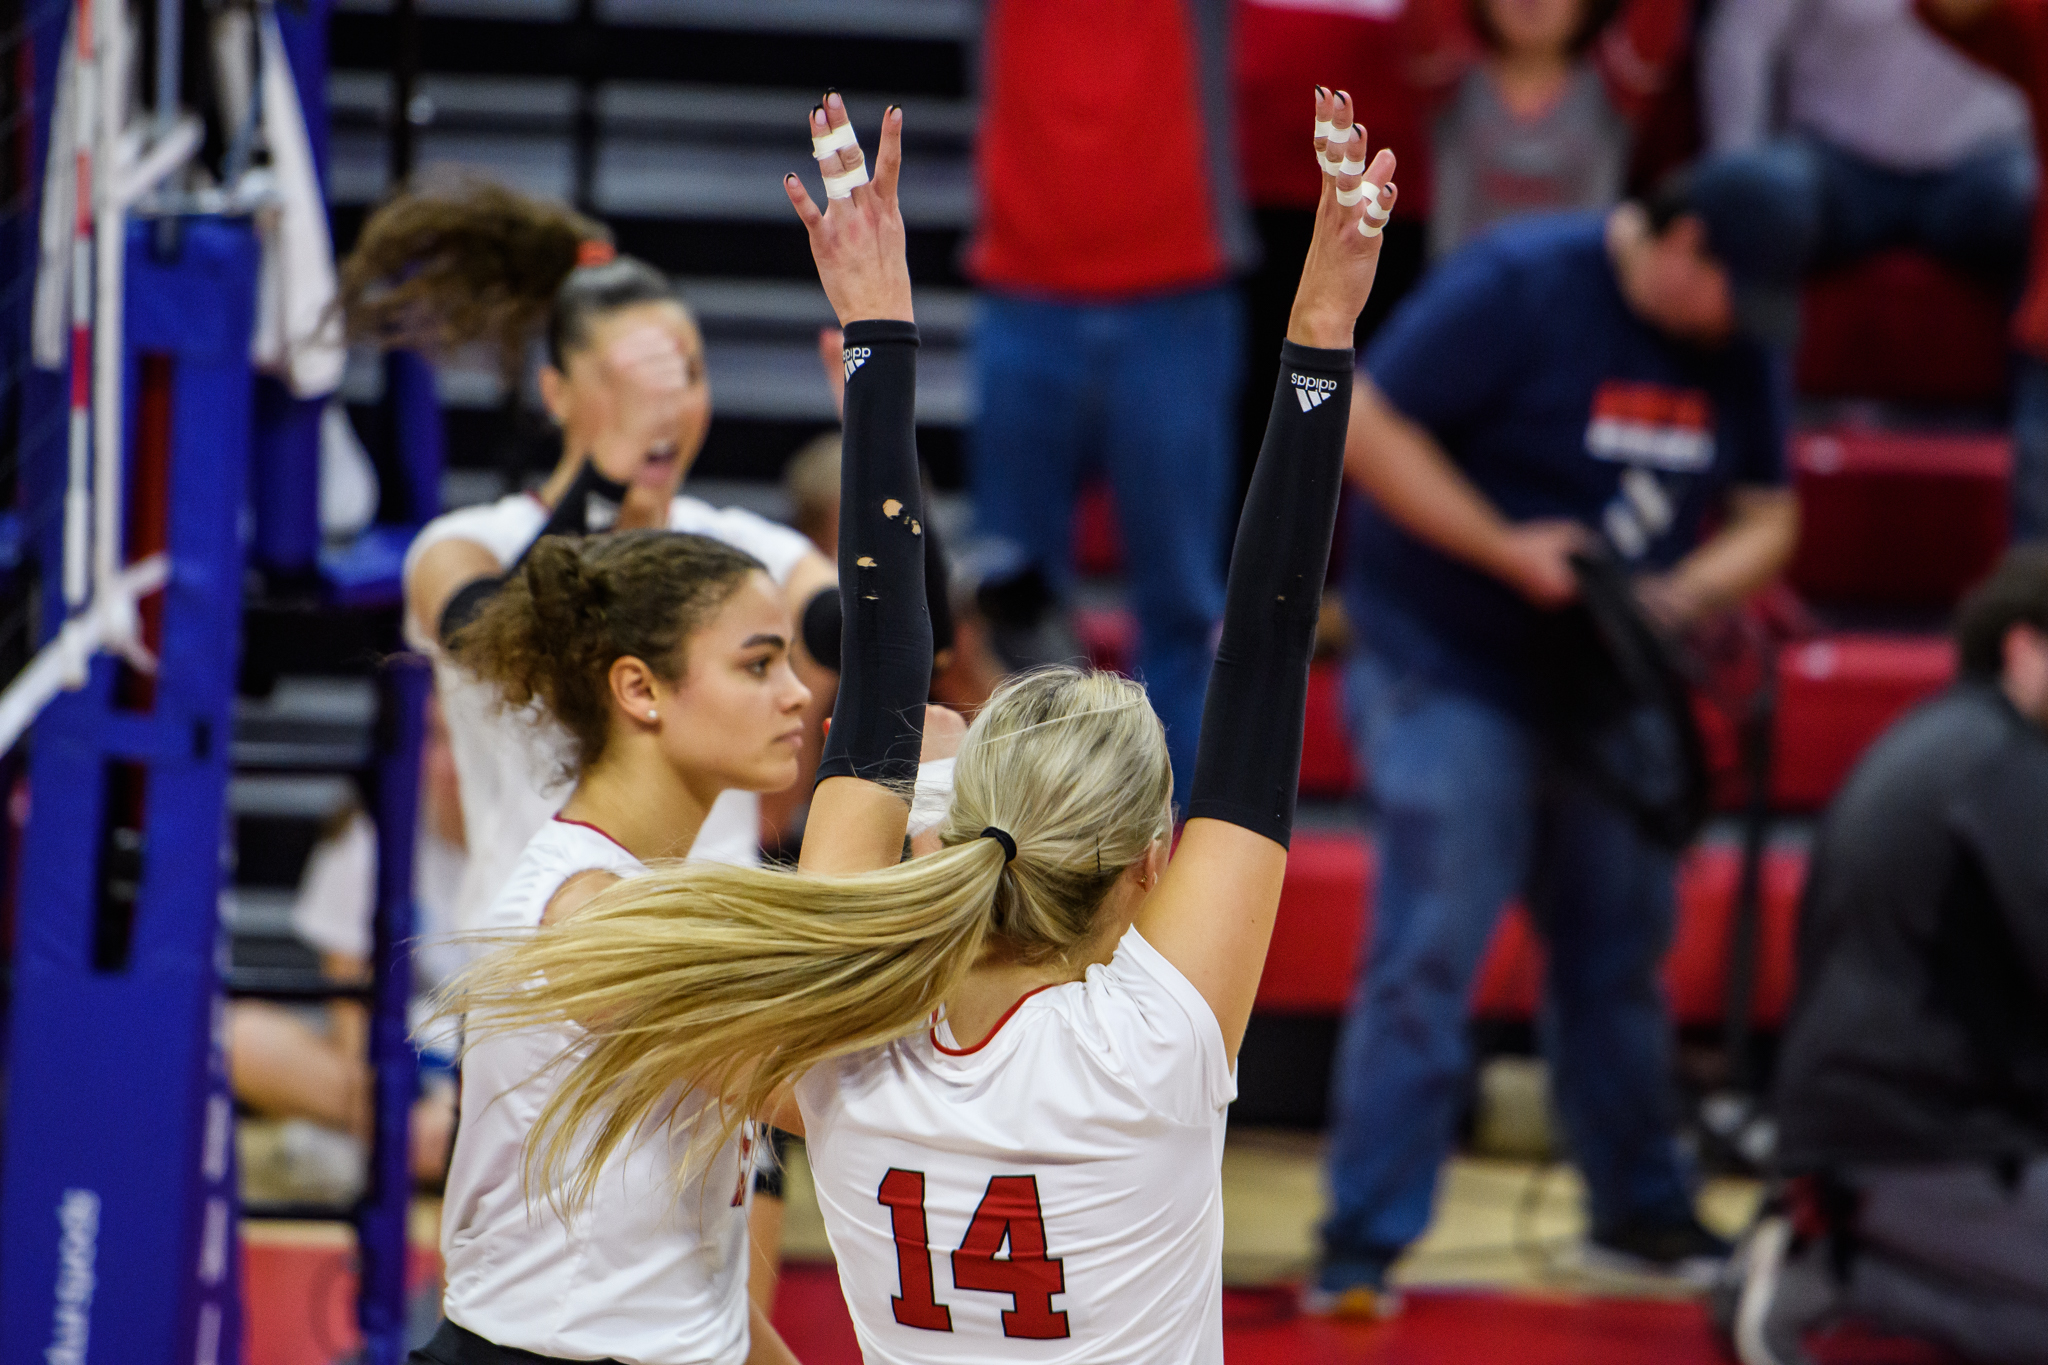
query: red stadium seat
1259 832 1374 1013
1771 634 1955 810
1073 481 1122 577
1789 429 2010 608
1299 662 1359 797
1795 251 2008 406
1259 834 1811 1029
1073 605 1135 673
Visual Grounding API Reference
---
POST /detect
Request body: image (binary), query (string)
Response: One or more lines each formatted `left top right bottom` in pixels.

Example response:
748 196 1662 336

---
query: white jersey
403 490 816 940
441 818 754 1365
795 928 1236 1365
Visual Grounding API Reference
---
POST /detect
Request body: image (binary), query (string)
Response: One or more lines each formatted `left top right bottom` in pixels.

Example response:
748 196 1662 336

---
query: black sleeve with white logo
1187 341 1354 847
816 319 932 790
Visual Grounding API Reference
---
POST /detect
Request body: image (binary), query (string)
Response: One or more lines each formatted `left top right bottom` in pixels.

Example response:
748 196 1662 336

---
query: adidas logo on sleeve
1292 372 1340 411
844 346 872 382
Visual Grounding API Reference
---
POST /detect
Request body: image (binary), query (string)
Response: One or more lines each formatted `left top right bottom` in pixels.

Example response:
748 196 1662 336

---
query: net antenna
0 0 203 753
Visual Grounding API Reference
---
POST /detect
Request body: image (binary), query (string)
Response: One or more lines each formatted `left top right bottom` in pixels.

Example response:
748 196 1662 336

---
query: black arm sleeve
1185 341 1354 847
798 505 955 673
815 319 931 788
435 462 630 643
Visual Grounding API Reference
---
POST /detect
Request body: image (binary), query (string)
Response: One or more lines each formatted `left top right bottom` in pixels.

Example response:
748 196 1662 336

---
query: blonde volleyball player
447 90 1395 1362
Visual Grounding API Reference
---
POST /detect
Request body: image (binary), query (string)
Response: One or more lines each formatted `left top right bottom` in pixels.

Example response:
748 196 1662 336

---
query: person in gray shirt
1691 0 2035 340
1434 0 1636 258
1721 546 2048 1365
1431 0 1688 260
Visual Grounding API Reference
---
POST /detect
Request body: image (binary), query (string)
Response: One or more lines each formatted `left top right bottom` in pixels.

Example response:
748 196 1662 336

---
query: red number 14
877 1168 1070 1340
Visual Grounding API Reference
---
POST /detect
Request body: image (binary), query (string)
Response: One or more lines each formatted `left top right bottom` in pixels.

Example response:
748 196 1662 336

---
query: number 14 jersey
794 928 1237 1364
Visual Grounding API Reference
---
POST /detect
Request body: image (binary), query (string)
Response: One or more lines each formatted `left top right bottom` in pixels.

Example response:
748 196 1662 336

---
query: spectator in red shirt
1918 0 2048 541
967 0 1257 793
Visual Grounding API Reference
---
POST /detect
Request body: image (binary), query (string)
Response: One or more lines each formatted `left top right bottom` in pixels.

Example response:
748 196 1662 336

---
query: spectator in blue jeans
1310 192 1800 1318
1691 0 2035 365
964 0 1255 789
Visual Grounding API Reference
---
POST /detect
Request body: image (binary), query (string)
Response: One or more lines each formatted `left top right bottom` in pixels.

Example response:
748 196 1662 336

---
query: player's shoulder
405 493 547 582
666 494 812 577
483 819 643 931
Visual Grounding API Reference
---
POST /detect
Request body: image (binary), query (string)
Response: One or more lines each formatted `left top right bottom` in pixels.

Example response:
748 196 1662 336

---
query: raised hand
582 322 691 485
784 93 913 326
1289 88 1399 351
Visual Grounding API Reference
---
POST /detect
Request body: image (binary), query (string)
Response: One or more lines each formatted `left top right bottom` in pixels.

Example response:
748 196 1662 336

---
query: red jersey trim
551 814 632 857
930 983 1063 1057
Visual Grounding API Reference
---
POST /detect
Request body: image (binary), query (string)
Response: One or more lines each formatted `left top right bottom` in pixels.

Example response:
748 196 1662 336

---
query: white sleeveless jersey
795 928 1237 1365
441 818 754 1365
403 491 816 940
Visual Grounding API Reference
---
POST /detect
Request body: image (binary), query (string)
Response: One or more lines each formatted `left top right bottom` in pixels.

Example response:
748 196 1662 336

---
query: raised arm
784 94 934 876
1136 89 1394 1058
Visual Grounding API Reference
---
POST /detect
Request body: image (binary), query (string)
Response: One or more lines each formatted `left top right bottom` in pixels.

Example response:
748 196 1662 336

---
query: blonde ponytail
440 667 1174 1207
443 836 1011 1209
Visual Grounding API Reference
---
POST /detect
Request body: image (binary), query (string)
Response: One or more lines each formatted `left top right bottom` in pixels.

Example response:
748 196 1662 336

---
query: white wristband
1335 182 1368 206
906 756 956 838
811 122 859 159
824 164 870 199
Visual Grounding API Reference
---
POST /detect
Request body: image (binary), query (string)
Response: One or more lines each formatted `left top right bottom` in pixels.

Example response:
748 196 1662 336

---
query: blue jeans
969 286 1242 791
2011 356 2048 541
1689 136 2035 299
1318 654 1695 1289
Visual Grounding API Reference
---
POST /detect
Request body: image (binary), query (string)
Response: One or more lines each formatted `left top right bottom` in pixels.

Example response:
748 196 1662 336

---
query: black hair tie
980 826 1017 864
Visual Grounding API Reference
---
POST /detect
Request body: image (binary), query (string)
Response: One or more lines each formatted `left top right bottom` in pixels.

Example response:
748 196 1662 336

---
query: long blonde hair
440 667 1173 1208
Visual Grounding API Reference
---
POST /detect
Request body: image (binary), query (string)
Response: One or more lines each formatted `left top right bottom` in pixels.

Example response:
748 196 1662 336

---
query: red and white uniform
795 928 1236 1364
441 817 754 1365
403 492 815 940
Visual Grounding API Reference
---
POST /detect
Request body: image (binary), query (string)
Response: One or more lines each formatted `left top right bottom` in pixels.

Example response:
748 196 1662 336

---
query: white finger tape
824 164 870 199
1326 123 1358 143
1358 218 1384 237
1335 183 1368 207
1364 187 1393 221
1339 151 1367 175
812 122 859 159
1319 150 1343 175
1314 118 1336 140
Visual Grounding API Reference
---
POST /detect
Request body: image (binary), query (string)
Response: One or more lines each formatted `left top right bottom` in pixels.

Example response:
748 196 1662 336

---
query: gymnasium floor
239 1126 1959 1364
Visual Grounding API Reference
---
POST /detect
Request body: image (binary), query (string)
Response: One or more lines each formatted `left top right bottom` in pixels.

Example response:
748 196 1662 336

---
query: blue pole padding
0 216 259 1365
250 379 324 575
357 653 431 1365
388 350 445 524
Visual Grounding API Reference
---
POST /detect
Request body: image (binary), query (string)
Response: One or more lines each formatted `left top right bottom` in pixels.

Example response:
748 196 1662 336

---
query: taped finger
824 164 870 199
1357 183 1394 235
812 122 859 159
1335 182 1368 207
